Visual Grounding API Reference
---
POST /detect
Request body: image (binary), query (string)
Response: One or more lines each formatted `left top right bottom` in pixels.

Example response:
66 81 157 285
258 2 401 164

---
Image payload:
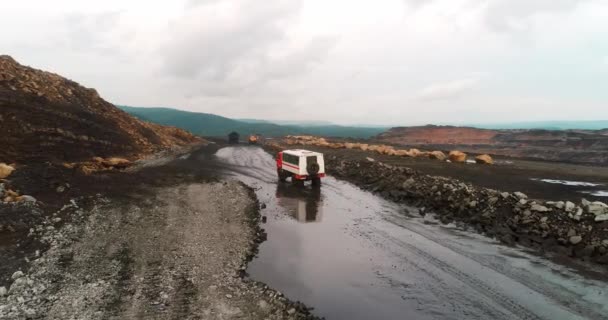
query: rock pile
322 154 608 265
62 156 133 175
283 136 493 165
0 55 202 163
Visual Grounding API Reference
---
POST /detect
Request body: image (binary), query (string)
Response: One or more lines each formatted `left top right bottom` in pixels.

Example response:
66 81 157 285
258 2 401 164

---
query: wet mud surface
217 146 608 320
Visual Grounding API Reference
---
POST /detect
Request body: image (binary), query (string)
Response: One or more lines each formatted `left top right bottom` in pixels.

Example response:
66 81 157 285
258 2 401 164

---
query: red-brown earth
377 125 608 165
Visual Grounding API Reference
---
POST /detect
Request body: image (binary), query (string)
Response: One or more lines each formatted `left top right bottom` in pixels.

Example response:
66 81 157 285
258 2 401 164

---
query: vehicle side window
283 154 299 165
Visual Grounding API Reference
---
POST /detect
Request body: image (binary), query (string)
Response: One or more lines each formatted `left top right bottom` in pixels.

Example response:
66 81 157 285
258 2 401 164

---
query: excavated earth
376 125 608 166
0 144 317 319
0 56 314 319
0 55 201 163
266 143 608 267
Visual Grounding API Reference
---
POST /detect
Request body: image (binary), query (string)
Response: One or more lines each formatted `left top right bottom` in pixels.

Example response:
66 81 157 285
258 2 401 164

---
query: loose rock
475 154 493 165
11 270 24 280
570 236 583 245
0 163 15 179
448 150 467 163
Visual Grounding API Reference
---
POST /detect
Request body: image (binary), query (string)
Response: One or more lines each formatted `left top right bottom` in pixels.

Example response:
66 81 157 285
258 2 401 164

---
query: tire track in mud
381 214 608 320
367 225 543 320
223 146 608 320
317 180 526 319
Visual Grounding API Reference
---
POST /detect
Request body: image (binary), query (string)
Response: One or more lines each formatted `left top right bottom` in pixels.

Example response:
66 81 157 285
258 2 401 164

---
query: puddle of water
531 178 602 187
215 147 608 320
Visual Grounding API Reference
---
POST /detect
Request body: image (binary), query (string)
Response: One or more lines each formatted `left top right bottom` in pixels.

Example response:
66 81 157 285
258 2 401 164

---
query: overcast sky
1 0 607 125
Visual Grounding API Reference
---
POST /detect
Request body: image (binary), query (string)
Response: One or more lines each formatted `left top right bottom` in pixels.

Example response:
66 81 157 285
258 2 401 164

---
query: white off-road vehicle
276 149 326 186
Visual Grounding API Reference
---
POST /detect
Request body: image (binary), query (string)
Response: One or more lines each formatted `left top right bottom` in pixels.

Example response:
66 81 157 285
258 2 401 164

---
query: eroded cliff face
0 55 201 162
377 125 608 165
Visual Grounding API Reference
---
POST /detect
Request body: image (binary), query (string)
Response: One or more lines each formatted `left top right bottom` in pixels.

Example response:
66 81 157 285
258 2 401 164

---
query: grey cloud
482 0 585 32
402 0 434 9
160 0 336 98
62 11 124 52
162 0 301 80
416 78 479 101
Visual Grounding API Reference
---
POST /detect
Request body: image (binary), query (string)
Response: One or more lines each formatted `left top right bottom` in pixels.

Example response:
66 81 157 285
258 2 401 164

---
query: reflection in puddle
275 184 323 223
531 178 602 187
580 190 608 197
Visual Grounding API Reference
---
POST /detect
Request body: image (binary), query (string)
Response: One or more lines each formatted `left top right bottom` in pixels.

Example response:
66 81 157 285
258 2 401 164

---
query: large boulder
103 157 131 168
0 163 15 179
408 149 421 157
377 146 395 155
385 149 397 156
585 201 608 216
394 150 413 157
475 154 493 165
448 150 467 163
428 151 446 161
328 143 345 149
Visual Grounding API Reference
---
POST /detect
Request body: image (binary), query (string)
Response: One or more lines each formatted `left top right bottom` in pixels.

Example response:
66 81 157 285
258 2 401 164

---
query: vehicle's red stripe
282 163 299 170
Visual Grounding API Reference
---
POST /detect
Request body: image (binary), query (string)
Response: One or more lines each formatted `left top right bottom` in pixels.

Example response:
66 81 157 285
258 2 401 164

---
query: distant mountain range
118 106 387 139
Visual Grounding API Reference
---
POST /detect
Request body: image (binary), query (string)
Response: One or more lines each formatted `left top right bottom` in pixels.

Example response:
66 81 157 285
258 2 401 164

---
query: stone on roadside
0 286 7 297
258 300 269 309
11 271 24 280
0 163 15 179
595 214 608 222
475 154 493 165
103 157 131 168
448 150 467 163
531 204 550 212
402 178 415 189
569 236 583 245
514 192 528 200
585 201 608 216
394 149 412 157
17 195 37 203
428 151 447 161
565 201 576 212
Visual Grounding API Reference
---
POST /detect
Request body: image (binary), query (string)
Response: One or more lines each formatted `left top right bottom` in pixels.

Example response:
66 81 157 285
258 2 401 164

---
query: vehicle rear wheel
278 169 288 182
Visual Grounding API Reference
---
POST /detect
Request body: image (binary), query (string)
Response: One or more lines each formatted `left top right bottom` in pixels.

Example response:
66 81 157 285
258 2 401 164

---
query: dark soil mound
0 55 201 163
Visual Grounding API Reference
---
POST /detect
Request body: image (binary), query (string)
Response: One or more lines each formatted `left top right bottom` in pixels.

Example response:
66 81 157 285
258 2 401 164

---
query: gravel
1 179 317 319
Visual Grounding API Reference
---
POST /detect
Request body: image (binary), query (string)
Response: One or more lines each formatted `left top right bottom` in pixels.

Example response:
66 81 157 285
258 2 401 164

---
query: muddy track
1 146 319 319
218 146 608 320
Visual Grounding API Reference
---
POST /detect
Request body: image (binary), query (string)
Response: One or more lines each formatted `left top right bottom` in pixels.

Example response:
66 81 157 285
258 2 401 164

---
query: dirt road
218 146 608 320
0 146 315 319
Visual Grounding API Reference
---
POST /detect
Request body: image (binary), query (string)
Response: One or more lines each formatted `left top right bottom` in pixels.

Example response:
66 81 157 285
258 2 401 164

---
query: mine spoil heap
0 55 201 163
